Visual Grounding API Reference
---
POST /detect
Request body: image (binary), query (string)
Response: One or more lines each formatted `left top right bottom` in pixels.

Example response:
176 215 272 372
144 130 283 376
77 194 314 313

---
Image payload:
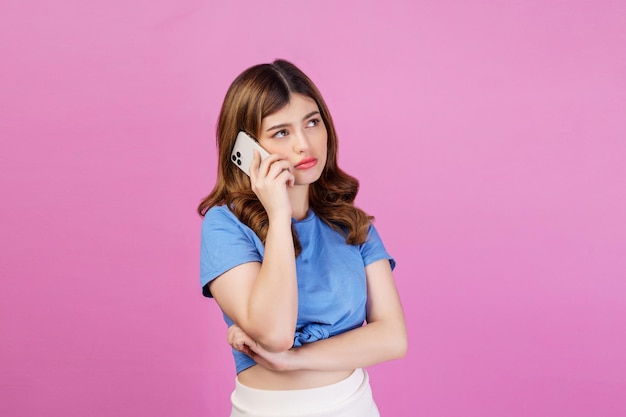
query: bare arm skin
228 259 407 375
209 152 298 352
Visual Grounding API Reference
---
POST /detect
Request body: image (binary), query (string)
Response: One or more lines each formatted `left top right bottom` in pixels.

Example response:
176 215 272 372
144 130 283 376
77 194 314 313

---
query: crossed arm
212 256 407 372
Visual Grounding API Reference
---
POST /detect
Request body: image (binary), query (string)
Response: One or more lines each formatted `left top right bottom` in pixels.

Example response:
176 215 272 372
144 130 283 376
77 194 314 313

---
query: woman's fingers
250 151 285 182
277 168 295 188
249 150 262 183
227 325 256 353
248 152 294 218
260 155 290 179
251 154 293 189
226 325 293 371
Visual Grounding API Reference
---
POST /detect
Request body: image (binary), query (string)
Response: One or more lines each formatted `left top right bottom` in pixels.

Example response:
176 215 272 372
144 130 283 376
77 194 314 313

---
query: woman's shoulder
202 205 243 229
204 204 235 220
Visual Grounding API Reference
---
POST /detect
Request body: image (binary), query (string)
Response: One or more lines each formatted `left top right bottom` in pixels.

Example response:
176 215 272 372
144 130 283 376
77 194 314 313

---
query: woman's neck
288 185 310 221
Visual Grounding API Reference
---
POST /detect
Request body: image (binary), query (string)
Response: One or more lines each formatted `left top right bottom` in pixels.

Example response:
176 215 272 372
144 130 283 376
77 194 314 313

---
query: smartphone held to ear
231 131 270 177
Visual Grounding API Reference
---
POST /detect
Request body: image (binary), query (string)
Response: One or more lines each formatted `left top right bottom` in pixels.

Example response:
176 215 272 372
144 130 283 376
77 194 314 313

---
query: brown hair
197 59 372 255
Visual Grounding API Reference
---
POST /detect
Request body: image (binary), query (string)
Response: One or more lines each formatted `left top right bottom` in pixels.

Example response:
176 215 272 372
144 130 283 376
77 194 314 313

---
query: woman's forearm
288 320 407 372
245 215 298 352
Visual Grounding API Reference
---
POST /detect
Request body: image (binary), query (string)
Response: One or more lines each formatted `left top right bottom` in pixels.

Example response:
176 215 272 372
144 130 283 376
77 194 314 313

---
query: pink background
1 1 625 416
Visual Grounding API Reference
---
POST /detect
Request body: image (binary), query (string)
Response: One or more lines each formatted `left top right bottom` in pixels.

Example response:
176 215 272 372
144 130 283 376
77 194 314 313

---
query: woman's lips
295 157 317 170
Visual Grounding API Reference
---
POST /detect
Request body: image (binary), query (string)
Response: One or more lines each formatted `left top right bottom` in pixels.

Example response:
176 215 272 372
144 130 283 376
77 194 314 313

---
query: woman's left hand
227 324 295 372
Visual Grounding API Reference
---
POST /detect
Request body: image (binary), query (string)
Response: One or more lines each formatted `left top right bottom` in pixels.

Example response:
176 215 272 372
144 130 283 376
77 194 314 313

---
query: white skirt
230 368 380 417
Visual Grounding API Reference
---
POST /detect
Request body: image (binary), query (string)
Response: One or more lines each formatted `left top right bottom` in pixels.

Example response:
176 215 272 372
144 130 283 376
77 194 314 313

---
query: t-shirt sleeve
199 206 263 297
360 224 396 270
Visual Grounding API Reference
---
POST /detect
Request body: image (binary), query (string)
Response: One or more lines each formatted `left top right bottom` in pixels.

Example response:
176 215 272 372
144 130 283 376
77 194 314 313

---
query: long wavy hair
197 59 372 256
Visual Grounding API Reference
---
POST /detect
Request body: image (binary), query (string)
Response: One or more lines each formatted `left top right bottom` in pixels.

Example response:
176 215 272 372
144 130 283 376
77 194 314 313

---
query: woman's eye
307 118 320 127
273 129 288 138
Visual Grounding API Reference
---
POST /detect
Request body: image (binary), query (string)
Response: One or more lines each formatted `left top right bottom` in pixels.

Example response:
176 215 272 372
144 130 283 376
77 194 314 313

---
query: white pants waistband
230 368 379 417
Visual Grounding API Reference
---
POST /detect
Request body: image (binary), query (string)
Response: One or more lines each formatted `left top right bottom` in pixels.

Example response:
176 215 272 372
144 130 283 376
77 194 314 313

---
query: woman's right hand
249 150 295 221
228 324 294 372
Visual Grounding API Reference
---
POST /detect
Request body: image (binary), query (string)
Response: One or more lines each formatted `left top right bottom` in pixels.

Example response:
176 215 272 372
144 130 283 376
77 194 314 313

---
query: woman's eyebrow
303 111 320 120
266 122 289 132
265 111 321 132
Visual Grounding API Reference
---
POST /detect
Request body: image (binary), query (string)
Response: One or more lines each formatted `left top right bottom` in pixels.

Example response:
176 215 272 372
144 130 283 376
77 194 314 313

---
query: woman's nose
292 131 310 152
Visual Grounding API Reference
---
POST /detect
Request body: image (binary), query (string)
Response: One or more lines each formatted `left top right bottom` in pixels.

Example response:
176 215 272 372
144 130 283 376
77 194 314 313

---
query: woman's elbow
254 330 294 353
388 328 408 359
393 335 408 359
245 317 295 353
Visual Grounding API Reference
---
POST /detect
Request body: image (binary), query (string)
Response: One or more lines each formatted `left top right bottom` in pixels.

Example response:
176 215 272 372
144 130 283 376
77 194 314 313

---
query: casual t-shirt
200 205 395 373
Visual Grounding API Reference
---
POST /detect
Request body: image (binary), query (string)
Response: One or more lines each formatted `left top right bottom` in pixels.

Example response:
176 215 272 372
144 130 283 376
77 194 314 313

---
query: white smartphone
231 131 270 177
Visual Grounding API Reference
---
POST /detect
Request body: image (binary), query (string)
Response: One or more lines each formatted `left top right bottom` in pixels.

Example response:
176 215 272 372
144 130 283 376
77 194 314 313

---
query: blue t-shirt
200 205 395 374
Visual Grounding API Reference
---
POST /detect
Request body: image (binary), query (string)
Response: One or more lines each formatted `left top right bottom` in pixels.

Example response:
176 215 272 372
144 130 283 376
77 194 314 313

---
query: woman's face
257 93 328 186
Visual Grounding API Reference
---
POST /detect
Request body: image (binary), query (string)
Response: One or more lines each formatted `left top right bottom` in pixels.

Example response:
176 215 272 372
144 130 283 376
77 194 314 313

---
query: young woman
198 59 407 417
